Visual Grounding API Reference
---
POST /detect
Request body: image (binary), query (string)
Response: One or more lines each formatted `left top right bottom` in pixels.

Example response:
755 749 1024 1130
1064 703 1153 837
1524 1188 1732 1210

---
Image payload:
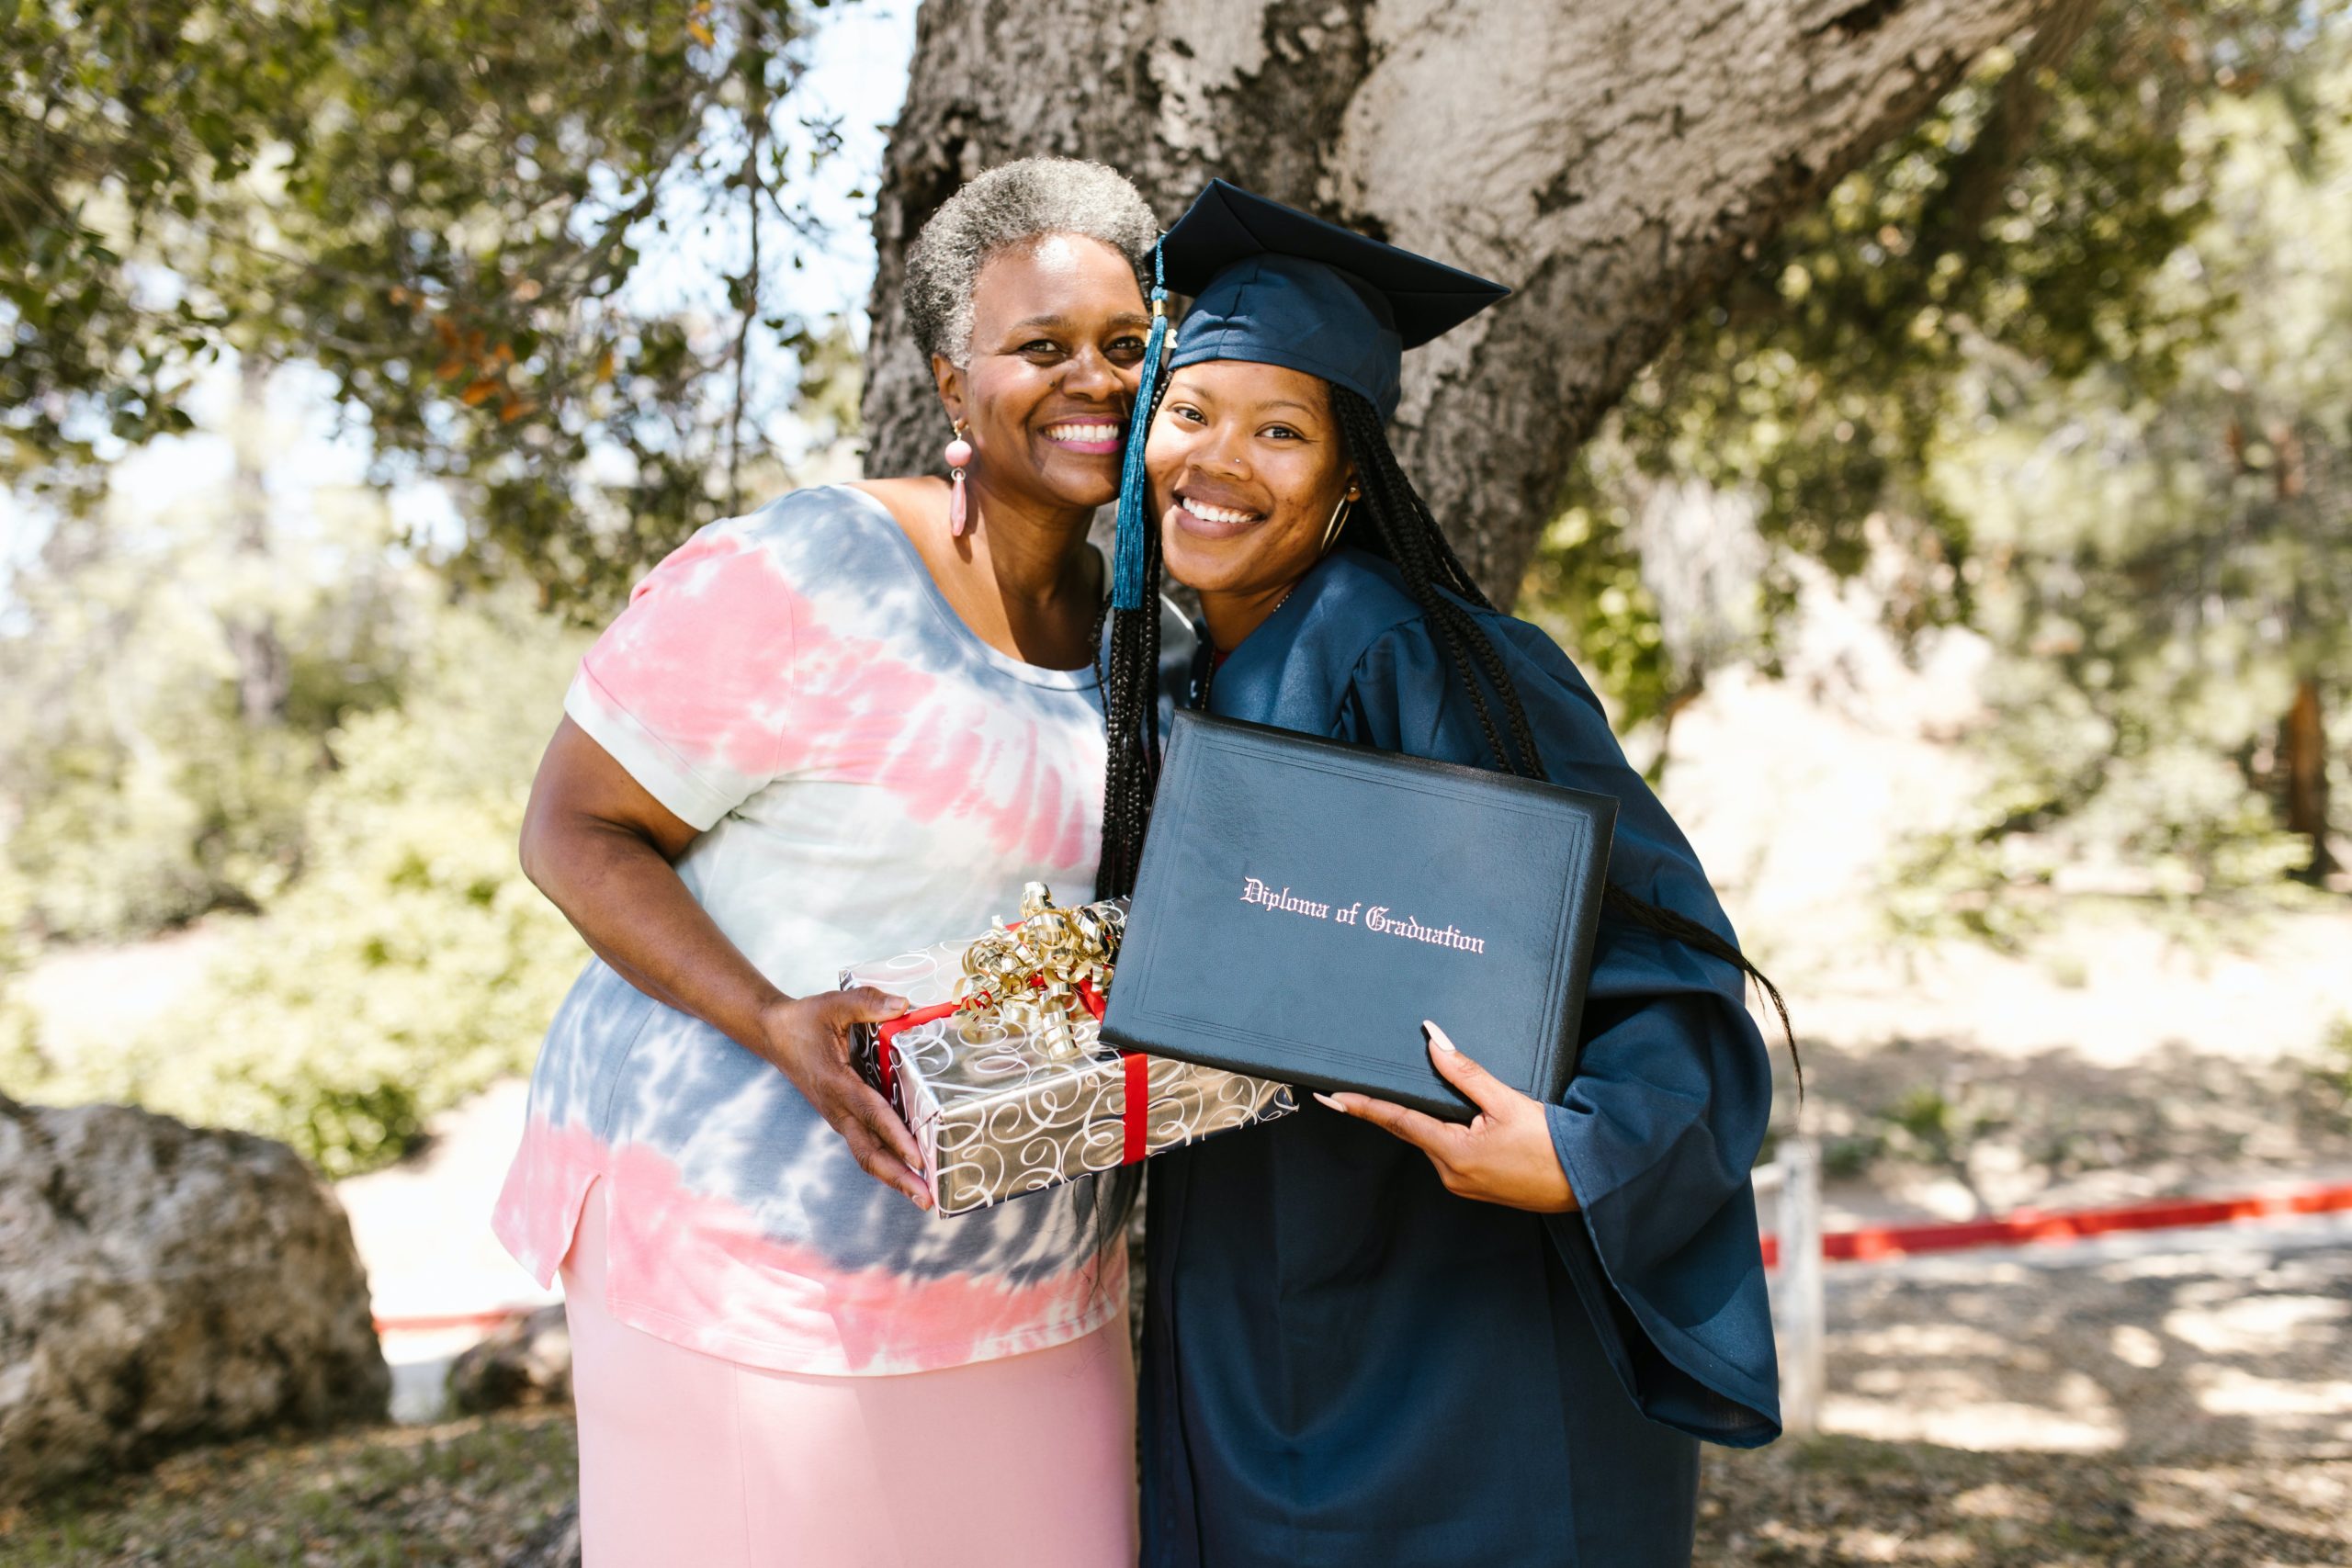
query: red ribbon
1075 982 1149 1166
1122 1049 1148 1165
870 978 1148 1165
873 1002 959 1102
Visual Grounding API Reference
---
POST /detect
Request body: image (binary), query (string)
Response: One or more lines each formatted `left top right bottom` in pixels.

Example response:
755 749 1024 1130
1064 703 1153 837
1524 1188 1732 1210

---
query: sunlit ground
4 1214 2345 1565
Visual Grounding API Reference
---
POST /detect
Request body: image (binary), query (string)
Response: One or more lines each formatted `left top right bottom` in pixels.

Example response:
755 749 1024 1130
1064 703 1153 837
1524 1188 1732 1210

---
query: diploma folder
1102 710 1618 1122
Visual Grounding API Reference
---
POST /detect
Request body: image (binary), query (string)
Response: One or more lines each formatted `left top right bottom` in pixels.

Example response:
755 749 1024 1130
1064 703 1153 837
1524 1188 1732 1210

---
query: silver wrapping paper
842 937 1296 1217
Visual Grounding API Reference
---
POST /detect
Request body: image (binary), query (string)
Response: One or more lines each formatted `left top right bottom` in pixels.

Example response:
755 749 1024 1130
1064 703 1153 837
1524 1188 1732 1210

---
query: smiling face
935 233 1151 513
1147 358 1358 613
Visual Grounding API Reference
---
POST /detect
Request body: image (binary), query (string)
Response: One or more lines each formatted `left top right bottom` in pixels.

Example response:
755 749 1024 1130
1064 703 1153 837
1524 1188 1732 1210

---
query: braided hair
1097 379 1798 1085
1093 365 1176 901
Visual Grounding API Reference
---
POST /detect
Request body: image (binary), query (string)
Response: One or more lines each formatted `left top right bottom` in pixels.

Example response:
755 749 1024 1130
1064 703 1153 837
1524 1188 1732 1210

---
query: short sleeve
564 522 797 830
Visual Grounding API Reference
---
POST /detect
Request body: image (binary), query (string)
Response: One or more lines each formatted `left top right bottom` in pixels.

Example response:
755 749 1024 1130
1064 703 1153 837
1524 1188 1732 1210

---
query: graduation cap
1103 182 1509 613
1159 179 1511 421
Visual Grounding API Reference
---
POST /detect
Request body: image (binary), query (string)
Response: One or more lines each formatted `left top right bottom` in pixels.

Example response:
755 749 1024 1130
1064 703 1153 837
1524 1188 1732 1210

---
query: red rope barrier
374 1184 2352 1329
1761 1179 2352 1269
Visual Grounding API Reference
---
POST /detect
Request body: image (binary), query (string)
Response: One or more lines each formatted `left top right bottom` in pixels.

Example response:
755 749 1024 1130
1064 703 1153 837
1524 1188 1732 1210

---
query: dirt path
1814 1210 2352 1460
1696 1209 2352 1565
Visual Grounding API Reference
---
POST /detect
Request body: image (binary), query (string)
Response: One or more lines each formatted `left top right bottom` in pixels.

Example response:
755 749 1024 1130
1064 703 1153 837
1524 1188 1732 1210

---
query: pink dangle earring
944 420 974 537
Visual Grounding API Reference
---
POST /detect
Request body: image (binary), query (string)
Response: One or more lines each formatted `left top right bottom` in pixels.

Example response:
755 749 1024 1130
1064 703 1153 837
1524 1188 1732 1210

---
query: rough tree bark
863 0 2086 605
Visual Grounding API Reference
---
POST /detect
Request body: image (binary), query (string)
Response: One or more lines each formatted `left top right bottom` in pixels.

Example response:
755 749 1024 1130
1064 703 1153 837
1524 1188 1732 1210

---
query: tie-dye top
492 483 1136 1376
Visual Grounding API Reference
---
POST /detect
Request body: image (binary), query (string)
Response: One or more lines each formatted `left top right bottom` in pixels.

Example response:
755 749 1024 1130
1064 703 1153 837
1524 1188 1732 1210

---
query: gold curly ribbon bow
955 883 1125 1059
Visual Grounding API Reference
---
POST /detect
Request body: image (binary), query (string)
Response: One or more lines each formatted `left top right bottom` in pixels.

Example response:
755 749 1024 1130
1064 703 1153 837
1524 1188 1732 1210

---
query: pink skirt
560 1184 1138 1567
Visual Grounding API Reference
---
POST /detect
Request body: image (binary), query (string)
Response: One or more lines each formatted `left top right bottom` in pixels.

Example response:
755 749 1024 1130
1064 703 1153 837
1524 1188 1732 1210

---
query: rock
0 1091 390 1501
505 1498 582 1568
447 1304 571 1414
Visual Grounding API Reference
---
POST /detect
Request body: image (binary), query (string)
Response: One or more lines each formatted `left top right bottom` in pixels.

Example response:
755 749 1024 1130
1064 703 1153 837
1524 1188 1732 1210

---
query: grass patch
0 1412 575 1566
10 1412 2347 1566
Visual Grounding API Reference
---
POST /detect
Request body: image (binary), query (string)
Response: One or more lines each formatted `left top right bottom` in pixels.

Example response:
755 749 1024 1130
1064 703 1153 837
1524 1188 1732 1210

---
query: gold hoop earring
1320 491 1357 555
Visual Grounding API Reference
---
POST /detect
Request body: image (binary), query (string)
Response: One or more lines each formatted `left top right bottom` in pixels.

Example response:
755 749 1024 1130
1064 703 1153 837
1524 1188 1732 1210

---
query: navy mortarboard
1159 179 1510 421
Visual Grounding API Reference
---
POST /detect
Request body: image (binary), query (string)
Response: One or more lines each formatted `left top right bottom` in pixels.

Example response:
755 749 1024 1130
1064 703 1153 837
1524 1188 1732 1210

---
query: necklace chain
1194 582 1296 710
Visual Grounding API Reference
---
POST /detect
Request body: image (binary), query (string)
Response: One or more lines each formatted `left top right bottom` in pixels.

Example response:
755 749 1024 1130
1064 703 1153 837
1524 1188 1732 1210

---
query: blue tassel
1111 242 1169 613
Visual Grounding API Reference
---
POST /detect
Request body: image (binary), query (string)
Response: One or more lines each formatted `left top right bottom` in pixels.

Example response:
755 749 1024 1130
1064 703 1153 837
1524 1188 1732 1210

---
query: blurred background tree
1525 0 2352 905
3 0 864 1166
6 0 850 610
3 577 589 1174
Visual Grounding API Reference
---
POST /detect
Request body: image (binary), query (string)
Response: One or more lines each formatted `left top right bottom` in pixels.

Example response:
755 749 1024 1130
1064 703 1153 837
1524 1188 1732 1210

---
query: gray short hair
904 158 1158 367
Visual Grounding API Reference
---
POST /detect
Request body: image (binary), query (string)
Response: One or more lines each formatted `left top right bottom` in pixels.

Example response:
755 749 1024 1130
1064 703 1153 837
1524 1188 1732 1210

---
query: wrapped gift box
842 897 1295 1217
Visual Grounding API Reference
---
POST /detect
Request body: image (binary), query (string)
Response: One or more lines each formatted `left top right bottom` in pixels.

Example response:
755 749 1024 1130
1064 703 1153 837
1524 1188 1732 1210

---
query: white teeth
1186 500 1259 525
1047 423 1120 442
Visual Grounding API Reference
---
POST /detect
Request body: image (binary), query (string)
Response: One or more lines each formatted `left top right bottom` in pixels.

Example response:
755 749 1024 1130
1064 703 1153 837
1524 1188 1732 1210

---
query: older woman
493 159 1164 1567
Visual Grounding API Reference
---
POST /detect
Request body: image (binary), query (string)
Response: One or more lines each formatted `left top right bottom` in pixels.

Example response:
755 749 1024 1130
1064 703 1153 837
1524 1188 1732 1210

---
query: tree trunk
225 355 289 728
864 0 2085 606
2282 675 2337 881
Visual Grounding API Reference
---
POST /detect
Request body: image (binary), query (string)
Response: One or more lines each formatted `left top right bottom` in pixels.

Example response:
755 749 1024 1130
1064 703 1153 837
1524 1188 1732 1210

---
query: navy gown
1139 547 1781 1568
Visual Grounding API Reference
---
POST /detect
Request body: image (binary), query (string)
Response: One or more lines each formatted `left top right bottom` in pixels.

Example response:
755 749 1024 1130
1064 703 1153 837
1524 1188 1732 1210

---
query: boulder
447 1304 571 1414
0 1092 390 1500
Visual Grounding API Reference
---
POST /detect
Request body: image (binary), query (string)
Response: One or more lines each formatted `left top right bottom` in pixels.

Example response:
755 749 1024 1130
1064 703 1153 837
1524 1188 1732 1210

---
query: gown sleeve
1333 616 1783 1448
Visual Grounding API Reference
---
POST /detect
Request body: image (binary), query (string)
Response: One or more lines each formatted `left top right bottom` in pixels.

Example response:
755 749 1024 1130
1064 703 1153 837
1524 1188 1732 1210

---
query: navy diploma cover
1103 710 1619 1121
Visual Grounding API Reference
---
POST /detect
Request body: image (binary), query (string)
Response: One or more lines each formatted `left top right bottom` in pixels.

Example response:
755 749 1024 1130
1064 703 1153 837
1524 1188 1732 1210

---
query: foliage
6 0 840 613
0 458 420 940
1563 1 2310 636
1519 497 1672 741
1909 46 2352 904
1525 0 2352 900
2322 1016 2352 1104
0 863 37 1074
3 588 588 1176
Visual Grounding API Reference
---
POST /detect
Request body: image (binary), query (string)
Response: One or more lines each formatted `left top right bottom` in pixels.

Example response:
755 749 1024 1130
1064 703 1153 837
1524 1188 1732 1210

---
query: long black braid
1096 382 1798 1089
1093 367 1177 900
1075 365 1179 1286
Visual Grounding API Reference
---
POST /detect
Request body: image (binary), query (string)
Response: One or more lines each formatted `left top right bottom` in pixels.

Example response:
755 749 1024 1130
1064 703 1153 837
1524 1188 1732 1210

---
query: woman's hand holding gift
1314 1021 1579 1214
521 719 933 1210
757 987 932 1211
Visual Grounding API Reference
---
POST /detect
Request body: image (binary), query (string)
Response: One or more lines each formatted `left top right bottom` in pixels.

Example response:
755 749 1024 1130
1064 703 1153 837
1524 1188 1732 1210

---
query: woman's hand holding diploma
1314 1020 1580 1214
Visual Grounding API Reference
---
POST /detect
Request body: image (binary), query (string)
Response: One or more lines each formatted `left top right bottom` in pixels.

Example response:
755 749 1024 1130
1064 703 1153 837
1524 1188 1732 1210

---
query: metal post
1770 1136 1826 1437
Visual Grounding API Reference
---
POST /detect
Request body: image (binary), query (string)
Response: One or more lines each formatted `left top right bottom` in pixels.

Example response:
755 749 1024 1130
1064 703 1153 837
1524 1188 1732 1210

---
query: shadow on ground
3 1215 2345 1565
1817 1221 2352 1462
4 1398 2346 1566
1699 1438 2352 1566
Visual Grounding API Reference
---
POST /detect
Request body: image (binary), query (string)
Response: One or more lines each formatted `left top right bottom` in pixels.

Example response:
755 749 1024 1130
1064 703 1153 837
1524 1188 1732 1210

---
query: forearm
514 718 925 1201
532 819 788 1057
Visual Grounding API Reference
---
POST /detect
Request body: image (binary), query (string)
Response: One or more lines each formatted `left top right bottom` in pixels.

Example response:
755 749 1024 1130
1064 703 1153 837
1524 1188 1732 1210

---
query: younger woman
1103 182 1791 1568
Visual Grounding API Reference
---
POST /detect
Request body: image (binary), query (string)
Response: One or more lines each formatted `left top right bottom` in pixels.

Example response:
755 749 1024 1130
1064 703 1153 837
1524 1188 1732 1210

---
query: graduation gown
1139 547 1781 1568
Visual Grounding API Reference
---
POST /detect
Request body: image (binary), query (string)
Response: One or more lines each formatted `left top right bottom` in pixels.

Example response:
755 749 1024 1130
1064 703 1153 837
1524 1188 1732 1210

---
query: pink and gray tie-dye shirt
492 484 1142 1376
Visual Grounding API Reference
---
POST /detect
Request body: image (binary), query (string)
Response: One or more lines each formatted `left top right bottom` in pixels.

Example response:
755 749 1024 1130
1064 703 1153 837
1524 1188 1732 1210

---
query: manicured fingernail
886 996 910 1012
1424 1021 1455 1052
1313 1092 1344 1111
